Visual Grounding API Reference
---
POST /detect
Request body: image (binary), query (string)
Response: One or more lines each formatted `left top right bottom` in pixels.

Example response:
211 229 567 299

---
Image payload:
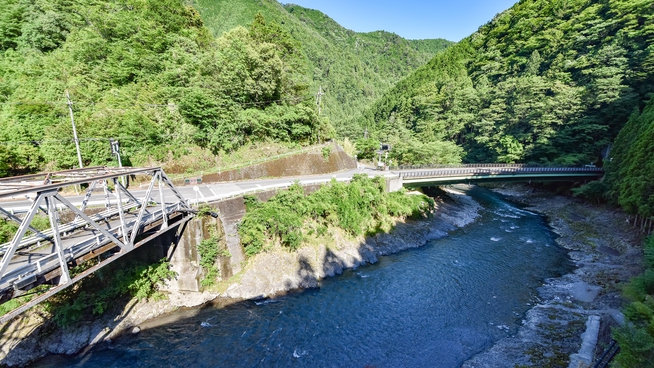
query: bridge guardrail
392 163 604 170
396 166 604 178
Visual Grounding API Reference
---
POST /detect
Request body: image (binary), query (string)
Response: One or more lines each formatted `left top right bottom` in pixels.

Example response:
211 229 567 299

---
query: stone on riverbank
463 184 642 368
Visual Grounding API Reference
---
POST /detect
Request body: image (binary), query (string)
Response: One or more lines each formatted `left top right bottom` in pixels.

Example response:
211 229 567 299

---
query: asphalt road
1 167 384 213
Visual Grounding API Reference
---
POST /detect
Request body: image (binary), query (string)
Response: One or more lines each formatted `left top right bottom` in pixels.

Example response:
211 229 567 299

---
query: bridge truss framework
0 167 193 323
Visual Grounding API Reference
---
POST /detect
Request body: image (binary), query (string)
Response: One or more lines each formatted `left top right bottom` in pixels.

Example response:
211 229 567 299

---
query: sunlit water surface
33 186 573 368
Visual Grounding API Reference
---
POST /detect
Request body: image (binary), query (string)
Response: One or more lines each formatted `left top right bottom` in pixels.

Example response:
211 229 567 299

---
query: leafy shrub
198 237 220 287
45 258 176 327
354 138 380 160
0 214 51 244
0 218 18 243
572 181 607 204
0 285 50 317
238 175 433 256
613 236 654 367
197 205 213 217
321 146 331 160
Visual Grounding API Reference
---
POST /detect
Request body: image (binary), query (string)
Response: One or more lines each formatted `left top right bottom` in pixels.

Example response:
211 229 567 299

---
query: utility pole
110 139 122 168
315 85 324 116
65 90 83 169
110 139 126 186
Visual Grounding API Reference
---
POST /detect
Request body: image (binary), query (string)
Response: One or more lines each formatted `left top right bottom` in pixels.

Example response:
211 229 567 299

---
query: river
32 186 574 367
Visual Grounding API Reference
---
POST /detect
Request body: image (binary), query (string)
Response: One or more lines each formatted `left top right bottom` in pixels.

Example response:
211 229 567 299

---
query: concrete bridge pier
166 220 203 292
386 175 403 192
165 201 247 292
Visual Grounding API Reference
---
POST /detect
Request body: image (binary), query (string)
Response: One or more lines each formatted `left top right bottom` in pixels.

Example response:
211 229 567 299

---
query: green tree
354 137 380 160
357 0 654 165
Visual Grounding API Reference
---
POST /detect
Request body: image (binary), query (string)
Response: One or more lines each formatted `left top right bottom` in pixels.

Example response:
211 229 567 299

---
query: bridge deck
396 166 603 185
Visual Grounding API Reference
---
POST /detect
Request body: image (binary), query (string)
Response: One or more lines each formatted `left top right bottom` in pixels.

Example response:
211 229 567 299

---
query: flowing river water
33 186 574 367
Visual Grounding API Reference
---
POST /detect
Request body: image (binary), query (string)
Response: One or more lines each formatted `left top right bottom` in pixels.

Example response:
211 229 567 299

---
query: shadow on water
26 185 574 368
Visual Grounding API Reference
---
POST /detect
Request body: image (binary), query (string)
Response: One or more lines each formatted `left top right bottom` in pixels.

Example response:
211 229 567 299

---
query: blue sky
282 1 519 41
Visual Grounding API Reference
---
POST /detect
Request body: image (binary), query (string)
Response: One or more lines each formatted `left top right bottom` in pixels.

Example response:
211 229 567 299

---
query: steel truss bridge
0 167 192 322
393 164 604 186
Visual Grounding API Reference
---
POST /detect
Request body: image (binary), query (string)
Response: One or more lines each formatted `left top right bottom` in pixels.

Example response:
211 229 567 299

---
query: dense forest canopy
602 98 654 366
357 0 654 165
0 0 333 175
604 98 654 219
191 0 452 137
0 0 451 175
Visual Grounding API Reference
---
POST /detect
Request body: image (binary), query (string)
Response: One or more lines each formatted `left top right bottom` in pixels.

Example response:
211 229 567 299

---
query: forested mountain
0 0 331 175
605 98 654 220
191 0 452 135
0 0 450 175
358 0 654 165
600 99 654 366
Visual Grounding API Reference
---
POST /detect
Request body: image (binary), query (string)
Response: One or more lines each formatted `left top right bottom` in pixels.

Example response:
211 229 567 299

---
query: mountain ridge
357 0 653 165
192 0 452 133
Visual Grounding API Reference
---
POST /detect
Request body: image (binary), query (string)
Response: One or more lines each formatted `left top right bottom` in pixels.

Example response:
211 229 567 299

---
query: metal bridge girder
0 167 191 298
129 171 159 246
0 196 45 282
53 193 129 252
45 195 70 286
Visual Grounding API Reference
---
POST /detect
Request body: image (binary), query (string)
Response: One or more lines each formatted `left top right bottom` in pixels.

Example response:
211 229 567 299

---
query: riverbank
0 186 481 367
463 184 643 368
220 186 481 300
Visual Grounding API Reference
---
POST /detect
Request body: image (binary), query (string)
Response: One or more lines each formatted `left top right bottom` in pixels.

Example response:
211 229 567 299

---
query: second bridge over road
394 164 604 186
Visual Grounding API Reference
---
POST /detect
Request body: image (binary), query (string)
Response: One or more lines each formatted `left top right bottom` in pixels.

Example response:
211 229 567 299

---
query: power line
0 95 311 108
0 135 184 145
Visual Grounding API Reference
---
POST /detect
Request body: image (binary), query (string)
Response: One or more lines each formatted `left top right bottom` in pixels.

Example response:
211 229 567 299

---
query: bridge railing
392 163 603 171
397 166 604 178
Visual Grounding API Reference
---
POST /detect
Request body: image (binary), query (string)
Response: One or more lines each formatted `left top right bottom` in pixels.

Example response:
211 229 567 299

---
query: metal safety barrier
396 166 604 179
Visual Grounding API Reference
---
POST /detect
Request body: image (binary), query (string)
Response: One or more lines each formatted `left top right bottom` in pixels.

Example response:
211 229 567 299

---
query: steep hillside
0 0 330 175
597 98 654 367
358 0 654 165
191 0 452 134
604 98 654 218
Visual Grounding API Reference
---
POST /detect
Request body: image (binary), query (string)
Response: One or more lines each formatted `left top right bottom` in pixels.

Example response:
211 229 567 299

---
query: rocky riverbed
463 184 643 368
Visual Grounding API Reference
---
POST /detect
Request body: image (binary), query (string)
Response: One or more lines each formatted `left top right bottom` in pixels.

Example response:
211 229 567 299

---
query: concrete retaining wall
386 176 403 192
202 143 356 183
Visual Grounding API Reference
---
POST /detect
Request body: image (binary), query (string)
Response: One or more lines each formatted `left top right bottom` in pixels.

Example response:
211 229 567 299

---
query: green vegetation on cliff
597 89 654 367
0 258 175 325
191 0 451 136
604 98 654 219
238 175 434 256
613 236 654 367
357 0 653 165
